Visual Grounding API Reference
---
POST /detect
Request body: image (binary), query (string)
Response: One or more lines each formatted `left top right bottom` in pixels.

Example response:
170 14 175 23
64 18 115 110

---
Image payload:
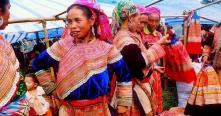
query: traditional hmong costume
185 23 221 115
185 64 221 115
114 29 165 116
0 35 29 115
32 0 132 116
141 30 163 114
112 3 165 115
140 6 164 114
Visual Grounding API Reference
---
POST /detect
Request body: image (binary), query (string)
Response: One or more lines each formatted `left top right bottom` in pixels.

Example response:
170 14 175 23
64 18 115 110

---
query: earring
0 16 3 27
92 26 95 36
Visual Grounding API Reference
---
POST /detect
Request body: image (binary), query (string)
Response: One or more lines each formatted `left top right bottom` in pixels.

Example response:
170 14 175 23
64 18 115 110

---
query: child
25 73 52 116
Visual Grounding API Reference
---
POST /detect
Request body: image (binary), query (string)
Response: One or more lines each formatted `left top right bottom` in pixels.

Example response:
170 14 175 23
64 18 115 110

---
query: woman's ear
89 15 96 26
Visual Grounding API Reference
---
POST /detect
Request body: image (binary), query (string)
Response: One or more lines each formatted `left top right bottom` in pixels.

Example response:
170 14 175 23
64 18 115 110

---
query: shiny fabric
0 95 29 116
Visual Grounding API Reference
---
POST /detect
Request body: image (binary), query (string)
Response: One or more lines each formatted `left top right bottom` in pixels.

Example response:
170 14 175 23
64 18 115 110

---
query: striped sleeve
108 46 132 106
145 43 165 64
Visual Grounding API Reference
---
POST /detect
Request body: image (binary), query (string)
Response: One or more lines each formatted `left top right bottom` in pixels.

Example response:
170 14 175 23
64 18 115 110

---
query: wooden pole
8 17 66 24
183 16 189 47
41 20 55 80
161 15 188 18
200 16 219 23
54 11 66 18
145 0 164 8
42 20 50 48
192 0 221 12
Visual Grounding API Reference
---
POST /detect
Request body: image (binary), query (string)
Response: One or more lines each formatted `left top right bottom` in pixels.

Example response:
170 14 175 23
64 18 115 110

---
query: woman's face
147 13 160 32
129 14 141 32
66 7 95 40
139 14 148 32
0 4 10 30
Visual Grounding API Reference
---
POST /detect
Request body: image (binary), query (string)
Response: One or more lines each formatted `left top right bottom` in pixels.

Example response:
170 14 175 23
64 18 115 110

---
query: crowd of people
1 0 221 116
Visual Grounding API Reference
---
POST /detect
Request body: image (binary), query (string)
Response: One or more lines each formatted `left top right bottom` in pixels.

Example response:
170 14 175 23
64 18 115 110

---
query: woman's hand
157 35 171 45
154 66 165 74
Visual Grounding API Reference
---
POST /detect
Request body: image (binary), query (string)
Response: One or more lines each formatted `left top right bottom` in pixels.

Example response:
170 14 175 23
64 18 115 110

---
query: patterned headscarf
145 6 161 16
136 4 145 14
111 0 138 35
63 0 113 42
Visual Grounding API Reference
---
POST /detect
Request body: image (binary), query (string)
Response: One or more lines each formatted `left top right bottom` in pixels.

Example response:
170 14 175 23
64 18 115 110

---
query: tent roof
0 0 220 43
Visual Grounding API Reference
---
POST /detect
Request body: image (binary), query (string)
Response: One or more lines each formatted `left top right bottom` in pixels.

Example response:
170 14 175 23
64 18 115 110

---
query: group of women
1 0 221 116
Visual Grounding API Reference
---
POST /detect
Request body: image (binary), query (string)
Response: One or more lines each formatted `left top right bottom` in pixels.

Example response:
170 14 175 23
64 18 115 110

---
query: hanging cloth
186 12 202 55
164 29 197 83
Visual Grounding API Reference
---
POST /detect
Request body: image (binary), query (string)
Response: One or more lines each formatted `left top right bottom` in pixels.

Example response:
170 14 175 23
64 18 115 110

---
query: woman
185 23 221 116
141 7 163 48
0 0 29 115
138 6 165 114
112 1 168 115
32 0 132 115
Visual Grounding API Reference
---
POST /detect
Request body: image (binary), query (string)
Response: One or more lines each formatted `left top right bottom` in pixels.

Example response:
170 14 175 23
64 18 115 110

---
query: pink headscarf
136 4 145 14
146 6 161 16
63 0 113 43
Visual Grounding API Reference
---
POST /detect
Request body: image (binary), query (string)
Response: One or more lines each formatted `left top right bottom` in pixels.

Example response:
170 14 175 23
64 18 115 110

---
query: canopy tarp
0 0 220 43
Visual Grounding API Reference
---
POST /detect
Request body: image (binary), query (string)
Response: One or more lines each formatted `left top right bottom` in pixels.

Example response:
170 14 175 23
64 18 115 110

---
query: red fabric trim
109 74 117 98
165 68 197 83
69 96 108 107
151 71 163 113
186 42 202 55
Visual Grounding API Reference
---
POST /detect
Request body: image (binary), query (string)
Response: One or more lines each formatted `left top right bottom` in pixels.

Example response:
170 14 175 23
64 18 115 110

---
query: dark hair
25 73 39 84
0 0 9 13
121 13 138 23
67 4 100 38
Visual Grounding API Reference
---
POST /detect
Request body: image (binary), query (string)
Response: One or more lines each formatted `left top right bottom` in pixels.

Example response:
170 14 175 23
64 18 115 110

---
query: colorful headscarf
111 0 138 35
136 4 145 14
63 0 113 42
145 6 161 16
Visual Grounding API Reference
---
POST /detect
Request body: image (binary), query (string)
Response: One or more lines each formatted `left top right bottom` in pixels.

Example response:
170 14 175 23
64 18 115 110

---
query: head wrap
136 4 145 14
111 0 138 34
146 6 161 16
63 0 112 42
